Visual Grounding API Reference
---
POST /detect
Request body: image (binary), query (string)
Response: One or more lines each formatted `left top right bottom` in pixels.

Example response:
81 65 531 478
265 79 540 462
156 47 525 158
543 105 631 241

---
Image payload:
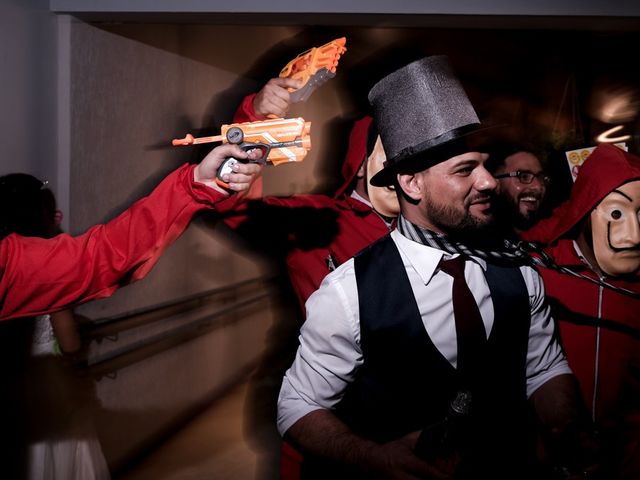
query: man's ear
356 159 366 179
397 172 423 203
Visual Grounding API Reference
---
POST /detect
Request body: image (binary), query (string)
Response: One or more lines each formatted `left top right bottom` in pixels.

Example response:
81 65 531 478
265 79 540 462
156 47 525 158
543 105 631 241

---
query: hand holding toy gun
172 117 311 189
279 37 347 103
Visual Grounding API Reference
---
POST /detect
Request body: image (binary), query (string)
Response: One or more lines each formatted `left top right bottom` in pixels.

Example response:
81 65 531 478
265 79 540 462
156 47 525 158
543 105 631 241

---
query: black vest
303 234 538 479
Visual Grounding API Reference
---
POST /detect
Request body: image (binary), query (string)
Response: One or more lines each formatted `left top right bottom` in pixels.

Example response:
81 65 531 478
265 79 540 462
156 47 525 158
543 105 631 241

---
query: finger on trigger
247 149 263 161
230 145 249 159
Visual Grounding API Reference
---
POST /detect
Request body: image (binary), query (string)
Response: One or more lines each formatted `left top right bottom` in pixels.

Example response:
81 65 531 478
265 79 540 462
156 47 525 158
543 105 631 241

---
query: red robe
525 144 640 479
231 94 392 309
0 164 243 320
232 95 392 478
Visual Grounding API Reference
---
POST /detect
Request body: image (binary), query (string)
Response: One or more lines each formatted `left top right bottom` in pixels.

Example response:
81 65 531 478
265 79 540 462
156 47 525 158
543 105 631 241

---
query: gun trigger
240 142 271 164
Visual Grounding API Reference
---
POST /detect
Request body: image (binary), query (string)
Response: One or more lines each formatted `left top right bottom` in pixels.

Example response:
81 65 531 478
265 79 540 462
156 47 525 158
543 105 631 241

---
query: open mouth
518 195 541 211
519 194 540 203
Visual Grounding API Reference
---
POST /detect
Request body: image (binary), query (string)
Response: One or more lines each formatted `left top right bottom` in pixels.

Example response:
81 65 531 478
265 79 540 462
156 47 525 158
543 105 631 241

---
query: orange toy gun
172 117 311 188
279 37 347 103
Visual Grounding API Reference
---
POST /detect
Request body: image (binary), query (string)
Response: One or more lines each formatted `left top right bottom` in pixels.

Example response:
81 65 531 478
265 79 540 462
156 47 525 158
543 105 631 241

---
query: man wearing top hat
276 56 600 479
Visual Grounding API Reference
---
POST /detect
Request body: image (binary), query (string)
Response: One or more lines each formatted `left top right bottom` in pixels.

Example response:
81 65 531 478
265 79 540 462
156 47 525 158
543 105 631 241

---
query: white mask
590 180 640 276
366 136 400 218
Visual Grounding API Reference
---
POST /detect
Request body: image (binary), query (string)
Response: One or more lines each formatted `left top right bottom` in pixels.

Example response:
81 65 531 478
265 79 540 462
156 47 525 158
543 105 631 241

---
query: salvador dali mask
590 179 640 276
366 136 400 218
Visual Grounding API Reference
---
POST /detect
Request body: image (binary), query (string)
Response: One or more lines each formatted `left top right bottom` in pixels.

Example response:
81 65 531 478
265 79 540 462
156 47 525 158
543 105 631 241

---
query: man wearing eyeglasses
487 143 549 236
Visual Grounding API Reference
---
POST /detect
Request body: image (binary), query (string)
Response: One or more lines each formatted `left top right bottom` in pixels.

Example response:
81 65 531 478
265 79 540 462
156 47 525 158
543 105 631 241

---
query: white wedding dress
26 315 110 480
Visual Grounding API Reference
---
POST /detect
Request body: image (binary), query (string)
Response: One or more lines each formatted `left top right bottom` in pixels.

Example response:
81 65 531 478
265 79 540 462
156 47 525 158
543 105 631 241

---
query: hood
334 116 373 198
534 144 640 244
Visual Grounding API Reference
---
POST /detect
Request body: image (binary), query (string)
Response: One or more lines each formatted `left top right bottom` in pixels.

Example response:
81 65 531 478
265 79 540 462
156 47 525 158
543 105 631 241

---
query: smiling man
277 56 598 479
486 143 549 236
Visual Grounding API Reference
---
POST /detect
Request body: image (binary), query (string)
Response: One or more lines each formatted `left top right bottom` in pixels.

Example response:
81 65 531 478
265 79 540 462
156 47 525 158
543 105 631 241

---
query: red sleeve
0 164 229 321
232 93 264 123
287 255 329 312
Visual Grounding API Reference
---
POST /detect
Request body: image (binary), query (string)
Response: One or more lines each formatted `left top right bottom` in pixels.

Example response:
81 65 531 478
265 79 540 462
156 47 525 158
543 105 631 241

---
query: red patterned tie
439 255 487 377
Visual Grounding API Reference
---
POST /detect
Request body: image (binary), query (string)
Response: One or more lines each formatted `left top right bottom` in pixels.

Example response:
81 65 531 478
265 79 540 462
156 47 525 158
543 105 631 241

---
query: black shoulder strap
484 263 530 329
354 235 427 353
483 262 531 402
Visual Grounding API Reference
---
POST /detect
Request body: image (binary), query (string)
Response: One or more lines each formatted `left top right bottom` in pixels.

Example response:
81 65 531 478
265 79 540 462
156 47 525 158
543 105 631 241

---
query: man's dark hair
483 140 544 174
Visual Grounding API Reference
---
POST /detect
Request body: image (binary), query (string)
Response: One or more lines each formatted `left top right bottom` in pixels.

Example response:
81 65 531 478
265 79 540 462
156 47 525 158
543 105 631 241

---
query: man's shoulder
354 231 395 258
307 256 358 308
322 256 357 284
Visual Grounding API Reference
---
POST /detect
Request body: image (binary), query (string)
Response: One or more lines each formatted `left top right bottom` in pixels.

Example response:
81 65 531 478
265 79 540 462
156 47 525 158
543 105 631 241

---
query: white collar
391 229 487 286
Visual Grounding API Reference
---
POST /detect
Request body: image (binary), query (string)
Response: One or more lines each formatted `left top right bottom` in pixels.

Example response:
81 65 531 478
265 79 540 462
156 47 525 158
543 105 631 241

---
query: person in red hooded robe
228 78 399 480
229 77 399 309
524 143 640 479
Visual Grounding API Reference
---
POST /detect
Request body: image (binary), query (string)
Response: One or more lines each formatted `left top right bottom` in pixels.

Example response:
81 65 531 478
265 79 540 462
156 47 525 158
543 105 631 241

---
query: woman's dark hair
0 173 58 240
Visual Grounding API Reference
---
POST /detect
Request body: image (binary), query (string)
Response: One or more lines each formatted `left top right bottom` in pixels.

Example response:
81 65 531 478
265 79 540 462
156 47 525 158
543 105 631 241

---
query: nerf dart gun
172 117 312 188
279 37 347 103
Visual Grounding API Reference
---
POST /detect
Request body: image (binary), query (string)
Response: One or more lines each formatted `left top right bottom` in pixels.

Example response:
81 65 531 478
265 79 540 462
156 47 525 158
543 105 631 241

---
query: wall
65 22 309 469
50 0 640 18
0 0 58 191
0 10 310 471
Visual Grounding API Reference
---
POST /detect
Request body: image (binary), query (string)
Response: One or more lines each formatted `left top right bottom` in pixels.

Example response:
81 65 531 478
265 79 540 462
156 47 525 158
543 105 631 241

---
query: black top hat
369 55 488 186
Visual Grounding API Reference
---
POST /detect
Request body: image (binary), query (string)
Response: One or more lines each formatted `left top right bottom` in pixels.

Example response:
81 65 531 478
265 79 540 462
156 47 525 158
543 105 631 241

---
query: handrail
85 291 271 376
79 275 282 375
85 275 273 328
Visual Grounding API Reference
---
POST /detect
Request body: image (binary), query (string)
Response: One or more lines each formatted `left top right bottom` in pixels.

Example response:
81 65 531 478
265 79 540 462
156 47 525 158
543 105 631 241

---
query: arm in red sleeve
233 93 264 123
0 164 228 321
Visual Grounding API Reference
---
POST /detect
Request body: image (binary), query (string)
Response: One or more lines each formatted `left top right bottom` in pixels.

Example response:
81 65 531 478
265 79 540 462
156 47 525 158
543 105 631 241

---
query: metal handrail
85 275 273 328
79 275 279 375
86 292 271 375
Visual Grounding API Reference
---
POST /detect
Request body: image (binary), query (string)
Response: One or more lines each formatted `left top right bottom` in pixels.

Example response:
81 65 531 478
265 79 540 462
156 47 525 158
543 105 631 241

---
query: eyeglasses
494 170 550 185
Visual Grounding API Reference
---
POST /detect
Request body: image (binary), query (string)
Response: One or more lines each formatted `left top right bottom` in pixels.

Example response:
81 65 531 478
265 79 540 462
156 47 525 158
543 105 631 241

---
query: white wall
0 0 58 192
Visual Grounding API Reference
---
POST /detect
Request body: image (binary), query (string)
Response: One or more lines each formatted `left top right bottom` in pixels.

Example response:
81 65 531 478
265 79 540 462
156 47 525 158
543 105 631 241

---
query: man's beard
511 190 544 231
425 192 496 238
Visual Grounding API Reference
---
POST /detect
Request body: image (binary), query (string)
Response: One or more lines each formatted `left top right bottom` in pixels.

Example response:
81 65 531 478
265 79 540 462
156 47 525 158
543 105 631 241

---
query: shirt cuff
277 376 325 436
526 360 573 398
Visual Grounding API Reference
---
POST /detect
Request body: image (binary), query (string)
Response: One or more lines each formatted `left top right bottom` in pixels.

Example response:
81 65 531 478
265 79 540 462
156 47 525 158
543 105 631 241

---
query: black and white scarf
397 215 533 265
397 215 640 299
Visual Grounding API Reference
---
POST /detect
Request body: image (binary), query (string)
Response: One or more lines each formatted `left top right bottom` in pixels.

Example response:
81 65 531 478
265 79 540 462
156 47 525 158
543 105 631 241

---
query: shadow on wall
199 203 343 479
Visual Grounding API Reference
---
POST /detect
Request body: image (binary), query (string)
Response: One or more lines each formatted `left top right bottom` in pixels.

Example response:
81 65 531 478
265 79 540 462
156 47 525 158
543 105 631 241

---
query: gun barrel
172 118 311 166
171 133 224 146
